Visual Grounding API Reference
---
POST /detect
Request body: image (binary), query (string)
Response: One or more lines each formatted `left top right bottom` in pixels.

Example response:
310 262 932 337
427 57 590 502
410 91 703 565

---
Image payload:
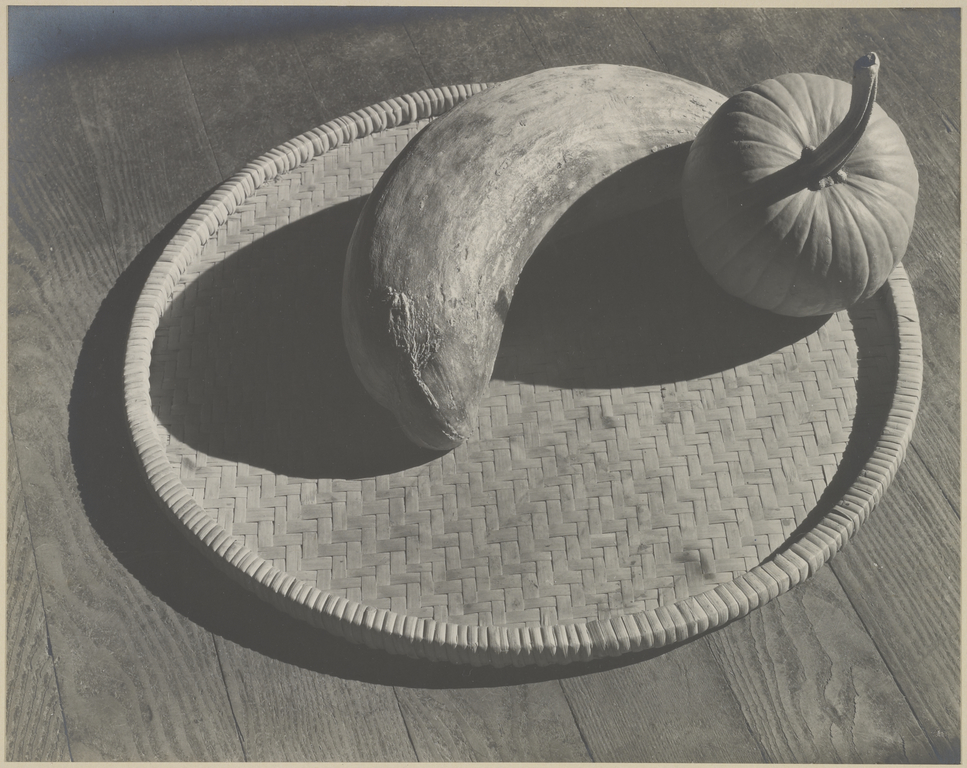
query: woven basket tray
125 84 922 667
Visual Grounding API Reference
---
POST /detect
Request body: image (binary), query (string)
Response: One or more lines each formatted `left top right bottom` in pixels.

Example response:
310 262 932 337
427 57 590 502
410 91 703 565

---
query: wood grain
179 36 328 178
719 7 962 506
629 2 959 735
559 638 766 762
505 12 930 764
65 49 221 273
165 17 472 761
830 458 962 761
800 9 960 454
322 13 600 752
705 12 961 758
214 640 419 762
8 63 245 760
626 7 787 92
395 682 590 761
6 426 71 762
515 7 661 69
403 7 543 85
707 566 936 762
9 214 246 761
499 14 767 759
294 12 431 120
9 67 118 308
851 8 960 132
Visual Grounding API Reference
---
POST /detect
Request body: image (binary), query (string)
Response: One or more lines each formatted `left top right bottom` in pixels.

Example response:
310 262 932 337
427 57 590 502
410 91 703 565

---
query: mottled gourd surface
343 64 725 449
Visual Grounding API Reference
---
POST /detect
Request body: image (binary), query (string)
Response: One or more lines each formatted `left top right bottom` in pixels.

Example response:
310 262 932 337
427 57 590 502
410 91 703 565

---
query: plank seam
391 688 422 761
61 65 124 280
907 440 960 516
626 10 669 73
400 20 435 92
176 47 226 182
512 9 549 70
556 678 596 762
827 555 944 763
6 421 74 761
210 635 248 761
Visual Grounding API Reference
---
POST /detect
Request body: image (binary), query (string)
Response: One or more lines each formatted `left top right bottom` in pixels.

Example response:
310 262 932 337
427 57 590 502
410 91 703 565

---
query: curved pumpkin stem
735 53 880 208
798 52 879 188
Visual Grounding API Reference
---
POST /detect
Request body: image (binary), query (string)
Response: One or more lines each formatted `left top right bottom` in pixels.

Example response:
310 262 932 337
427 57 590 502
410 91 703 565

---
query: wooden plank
403 7 544 85
394 682 590 761
214 640 418 762
844 8 962 509
829 455 961 761
560 638 765 762
515 7 662 69
707 566 935 762
9 213 247 760
65 49 221 273
6 426 71 762
9 221 245 760
551 9 956 762
179 36 330 179
294 12 431 119
8 63 246 760
625 7 786 93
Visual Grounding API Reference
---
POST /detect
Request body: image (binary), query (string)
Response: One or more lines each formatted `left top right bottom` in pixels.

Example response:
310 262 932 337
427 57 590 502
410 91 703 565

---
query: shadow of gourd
493 196 828 388
151 179 828 483
150 196 443 481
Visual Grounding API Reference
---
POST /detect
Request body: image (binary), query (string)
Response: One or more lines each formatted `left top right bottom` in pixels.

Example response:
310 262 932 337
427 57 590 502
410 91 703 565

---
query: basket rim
123 81 923 668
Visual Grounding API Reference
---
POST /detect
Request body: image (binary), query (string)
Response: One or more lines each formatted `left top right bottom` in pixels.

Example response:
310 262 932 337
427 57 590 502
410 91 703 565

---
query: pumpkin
681 53 919 316
343 64 726 449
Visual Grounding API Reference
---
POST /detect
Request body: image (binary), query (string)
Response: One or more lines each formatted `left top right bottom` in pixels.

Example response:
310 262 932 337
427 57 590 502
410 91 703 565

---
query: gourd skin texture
682 71 919 317
343 64 725 450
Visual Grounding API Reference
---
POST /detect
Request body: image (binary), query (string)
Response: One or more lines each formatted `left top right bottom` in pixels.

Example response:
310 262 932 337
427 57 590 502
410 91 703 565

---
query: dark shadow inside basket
150 179 830 482
492 197 829 388
150 197 446 480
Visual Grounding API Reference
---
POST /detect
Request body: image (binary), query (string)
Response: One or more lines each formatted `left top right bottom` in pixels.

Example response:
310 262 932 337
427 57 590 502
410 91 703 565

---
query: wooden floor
7 7 960 763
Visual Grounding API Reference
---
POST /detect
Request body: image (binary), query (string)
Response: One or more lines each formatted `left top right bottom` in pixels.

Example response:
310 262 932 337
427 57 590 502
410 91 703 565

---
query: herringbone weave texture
149 122 868 630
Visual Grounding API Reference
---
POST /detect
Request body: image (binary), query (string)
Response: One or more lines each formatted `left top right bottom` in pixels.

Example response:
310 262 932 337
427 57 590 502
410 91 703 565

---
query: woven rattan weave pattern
126 84 922 666
152 259 862 625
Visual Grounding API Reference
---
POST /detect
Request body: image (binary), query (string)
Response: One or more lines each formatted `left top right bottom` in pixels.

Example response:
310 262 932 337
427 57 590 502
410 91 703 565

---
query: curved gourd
343 64 726 449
